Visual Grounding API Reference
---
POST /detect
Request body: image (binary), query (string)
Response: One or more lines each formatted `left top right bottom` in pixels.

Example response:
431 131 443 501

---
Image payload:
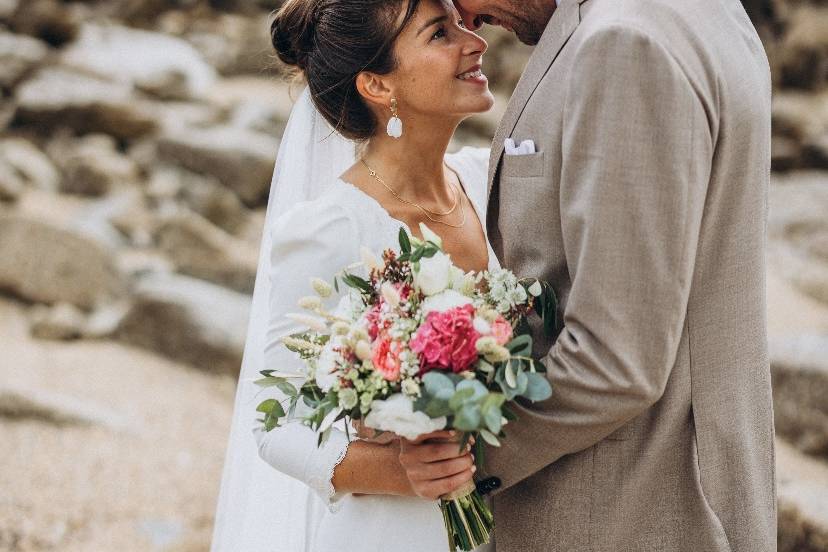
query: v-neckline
334 155 493 271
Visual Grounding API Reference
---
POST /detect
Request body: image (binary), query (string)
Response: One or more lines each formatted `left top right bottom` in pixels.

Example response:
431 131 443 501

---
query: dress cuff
306 428 355 514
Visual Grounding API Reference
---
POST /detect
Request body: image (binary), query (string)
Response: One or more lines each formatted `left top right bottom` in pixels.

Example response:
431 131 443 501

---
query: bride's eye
430 26 447 41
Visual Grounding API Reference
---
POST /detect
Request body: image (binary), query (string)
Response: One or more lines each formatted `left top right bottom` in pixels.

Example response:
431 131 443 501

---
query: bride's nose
460 28 488 57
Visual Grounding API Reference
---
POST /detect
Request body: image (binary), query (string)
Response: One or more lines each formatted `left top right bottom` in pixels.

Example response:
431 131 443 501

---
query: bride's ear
356 71 394 112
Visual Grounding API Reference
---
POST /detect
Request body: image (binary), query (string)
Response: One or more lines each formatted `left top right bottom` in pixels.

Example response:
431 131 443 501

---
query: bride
212 0 498 550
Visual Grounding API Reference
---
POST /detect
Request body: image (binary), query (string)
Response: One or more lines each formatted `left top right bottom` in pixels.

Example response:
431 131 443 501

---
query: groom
443 0 776 550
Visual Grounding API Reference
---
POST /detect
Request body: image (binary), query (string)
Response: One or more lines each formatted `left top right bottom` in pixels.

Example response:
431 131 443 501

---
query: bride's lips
456 64 488 85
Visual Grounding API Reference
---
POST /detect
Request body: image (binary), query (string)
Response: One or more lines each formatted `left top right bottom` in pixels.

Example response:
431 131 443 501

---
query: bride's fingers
415 467 476 501
405 453 475 482
405 429 456 445
399 440 472 465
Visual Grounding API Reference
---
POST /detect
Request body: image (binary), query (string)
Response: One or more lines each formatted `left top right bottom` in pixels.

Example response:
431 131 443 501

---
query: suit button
476 476 501 495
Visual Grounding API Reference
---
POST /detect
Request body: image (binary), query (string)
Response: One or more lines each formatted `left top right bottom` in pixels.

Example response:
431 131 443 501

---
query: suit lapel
487 0 584 198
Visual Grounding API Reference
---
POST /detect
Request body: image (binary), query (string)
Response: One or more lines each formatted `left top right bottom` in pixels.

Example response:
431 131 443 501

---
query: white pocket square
504 138 536 155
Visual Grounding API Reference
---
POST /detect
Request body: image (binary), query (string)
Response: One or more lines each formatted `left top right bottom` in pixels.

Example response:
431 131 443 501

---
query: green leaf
399 227 411 254
523 372 553 402
256 399 277 414
454 405 481 431
456 379 488 402
449 387 476 410
423 371 455 396
333 277 340 293
425 398 453 418
276 380 299 398
507 334 532 356
479 428 501 447
482 403 502 434
504 362 517 388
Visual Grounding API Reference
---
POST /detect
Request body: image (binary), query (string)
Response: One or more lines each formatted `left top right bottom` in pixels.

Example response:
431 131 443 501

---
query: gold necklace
360 159 467 228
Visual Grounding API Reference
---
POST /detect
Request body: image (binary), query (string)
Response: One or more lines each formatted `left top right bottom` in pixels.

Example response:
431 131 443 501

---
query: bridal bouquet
255 224 557 552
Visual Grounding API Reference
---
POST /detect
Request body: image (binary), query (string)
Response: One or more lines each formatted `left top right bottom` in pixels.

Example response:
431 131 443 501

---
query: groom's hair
270 0 421 141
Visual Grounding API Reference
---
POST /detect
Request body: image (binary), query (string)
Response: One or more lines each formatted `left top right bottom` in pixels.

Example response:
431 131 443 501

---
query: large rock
0 382 129 430
7 0 81 47
0 30 49 89
48 134 140 197
116 271 250 376
777 6 828 91
0 214 129 310
0 137 60 192
14 66 159 140
0 0 18 22
771 335 828 457
60 23 217 101
777 440 828 552
153 209 258 293
156 125 278 207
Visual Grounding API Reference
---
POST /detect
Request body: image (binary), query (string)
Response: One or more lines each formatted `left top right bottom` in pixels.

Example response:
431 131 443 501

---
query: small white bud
332 321 350 335
298 296 322 310
418 222 443 248
286 313 328 332
473 317 492 335
380 281 401 308
311 277 333 298
484 345 511 364
355 340 372 361
360 246 382 271
475 336 498 353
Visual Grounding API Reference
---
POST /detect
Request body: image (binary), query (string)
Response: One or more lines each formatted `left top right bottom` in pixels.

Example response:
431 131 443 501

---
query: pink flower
372 336 402 381
490 316 513 346
365 303 382 341
410 304 481 374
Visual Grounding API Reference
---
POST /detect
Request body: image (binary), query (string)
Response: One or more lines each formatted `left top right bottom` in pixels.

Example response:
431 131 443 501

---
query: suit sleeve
252 201 362 513
481 25 714 494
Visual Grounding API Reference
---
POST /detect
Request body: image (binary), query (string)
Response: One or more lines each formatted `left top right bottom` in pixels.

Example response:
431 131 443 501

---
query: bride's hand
398 430 476 501
351 419 398 446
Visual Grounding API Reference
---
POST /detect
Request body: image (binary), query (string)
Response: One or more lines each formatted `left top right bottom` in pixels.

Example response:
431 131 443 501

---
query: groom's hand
398 430 476 501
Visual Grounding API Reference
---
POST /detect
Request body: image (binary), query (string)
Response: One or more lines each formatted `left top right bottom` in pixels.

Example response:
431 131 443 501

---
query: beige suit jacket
480 0 777 550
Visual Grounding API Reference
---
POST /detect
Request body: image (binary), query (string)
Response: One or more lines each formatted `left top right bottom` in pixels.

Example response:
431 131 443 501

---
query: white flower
311 278 333 298
354 340 372 361
528 280 543 297
332 321 350 336
339 388 358 410
360 246 382 271
363 393 446 440
380 281 401 307
473 317 492 335
286 313 328 332
413 251 453 296
315 343 339 392
419 222 443 248
420 289 473 314
401 378 421 397
297 296 322 310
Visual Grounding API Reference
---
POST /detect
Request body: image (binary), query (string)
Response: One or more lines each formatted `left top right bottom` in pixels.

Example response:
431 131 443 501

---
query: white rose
413 251 453 296
420 289 473 315
315 342 339 392
363 393 447 440
338 387 358 410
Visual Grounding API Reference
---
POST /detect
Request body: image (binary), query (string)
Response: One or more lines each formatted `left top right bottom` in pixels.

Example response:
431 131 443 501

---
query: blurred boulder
153 209 258 293
28 301 86 340
14 66 159 140
156 125 278 207
776 6 828 91
0 0 17 22
60 23 217 101
48 134 140 197
0 382 129 430
0 214 129 310
0 137 60 192
777 441 828 552
7 0 82 47
0 159 23 202
0 30 49 90
116 271 249 376
771 335 828 457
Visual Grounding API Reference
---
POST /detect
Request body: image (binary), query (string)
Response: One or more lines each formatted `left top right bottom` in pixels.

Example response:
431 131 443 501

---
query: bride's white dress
253 146 498 552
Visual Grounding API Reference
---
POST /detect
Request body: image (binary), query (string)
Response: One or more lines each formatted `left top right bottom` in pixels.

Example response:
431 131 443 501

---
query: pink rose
410 304 481 374
372 336 402 381
490 316 513 346
364 303 382 341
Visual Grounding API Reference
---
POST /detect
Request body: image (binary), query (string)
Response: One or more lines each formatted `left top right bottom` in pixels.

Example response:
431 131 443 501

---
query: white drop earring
386 98 403 139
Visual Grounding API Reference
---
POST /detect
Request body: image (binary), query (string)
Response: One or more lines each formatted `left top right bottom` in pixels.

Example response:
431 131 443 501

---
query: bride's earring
387 98 403 139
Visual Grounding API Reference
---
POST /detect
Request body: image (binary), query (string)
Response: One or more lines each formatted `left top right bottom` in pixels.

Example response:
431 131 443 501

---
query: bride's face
385 0 495 121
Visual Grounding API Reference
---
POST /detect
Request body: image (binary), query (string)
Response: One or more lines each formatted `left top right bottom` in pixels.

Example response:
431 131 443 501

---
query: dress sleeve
252 199 362 513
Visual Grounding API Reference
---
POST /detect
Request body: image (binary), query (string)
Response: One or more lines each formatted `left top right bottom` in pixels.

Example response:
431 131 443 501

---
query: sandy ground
0 263 827 551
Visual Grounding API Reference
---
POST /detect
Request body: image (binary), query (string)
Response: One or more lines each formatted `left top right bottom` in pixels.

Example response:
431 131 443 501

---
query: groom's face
453 0 557 45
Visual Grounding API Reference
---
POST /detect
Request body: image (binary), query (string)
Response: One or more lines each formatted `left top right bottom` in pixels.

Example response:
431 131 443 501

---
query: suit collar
487 0 584 195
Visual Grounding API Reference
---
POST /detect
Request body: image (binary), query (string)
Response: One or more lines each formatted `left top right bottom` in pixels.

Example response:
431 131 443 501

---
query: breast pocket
501 151 546 179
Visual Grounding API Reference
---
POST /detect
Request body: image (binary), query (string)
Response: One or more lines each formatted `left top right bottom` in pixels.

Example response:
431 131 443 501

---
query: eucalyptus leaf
507 334 532 356
454 405 481 431
399 227 411 254
479 428 501 447
256 399 277 414
449 387 476 410
423 371 456 395
504 362 517 388
523 372 553 401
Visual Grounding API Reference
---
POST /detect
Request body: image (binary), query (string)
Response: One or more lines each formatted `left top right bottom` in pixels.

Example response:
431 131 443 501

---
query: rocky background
0 0 826 550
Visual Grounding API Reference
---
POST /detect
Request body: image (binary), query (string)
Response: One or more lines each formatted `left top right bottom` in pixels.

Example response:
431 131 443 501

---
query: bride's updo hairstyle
271 0 421 141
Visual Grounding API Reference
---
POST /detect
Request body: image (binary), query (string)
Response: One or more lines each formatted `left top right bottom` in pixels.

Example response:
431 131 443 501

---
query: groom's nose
453 0 483 31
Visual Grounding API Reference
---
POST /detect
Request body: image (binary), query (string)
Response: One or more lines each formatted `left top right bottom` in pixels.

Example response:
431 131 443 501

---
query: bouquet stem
439 479 494 551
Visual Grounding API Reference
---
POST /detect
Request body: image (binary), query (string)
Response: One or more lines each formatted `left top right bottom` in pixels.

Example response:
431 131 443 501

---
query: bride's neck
360 120 457 200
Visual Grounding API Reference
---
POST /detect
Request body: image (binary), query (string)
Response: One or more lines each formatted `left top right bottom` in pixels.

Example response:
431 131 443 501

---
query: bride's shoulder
268 185 362 248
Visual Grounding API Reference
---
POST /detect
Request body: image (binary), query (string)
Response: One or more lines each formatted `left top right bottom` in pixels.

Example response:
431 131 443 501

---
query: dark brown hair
270 0 421 141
